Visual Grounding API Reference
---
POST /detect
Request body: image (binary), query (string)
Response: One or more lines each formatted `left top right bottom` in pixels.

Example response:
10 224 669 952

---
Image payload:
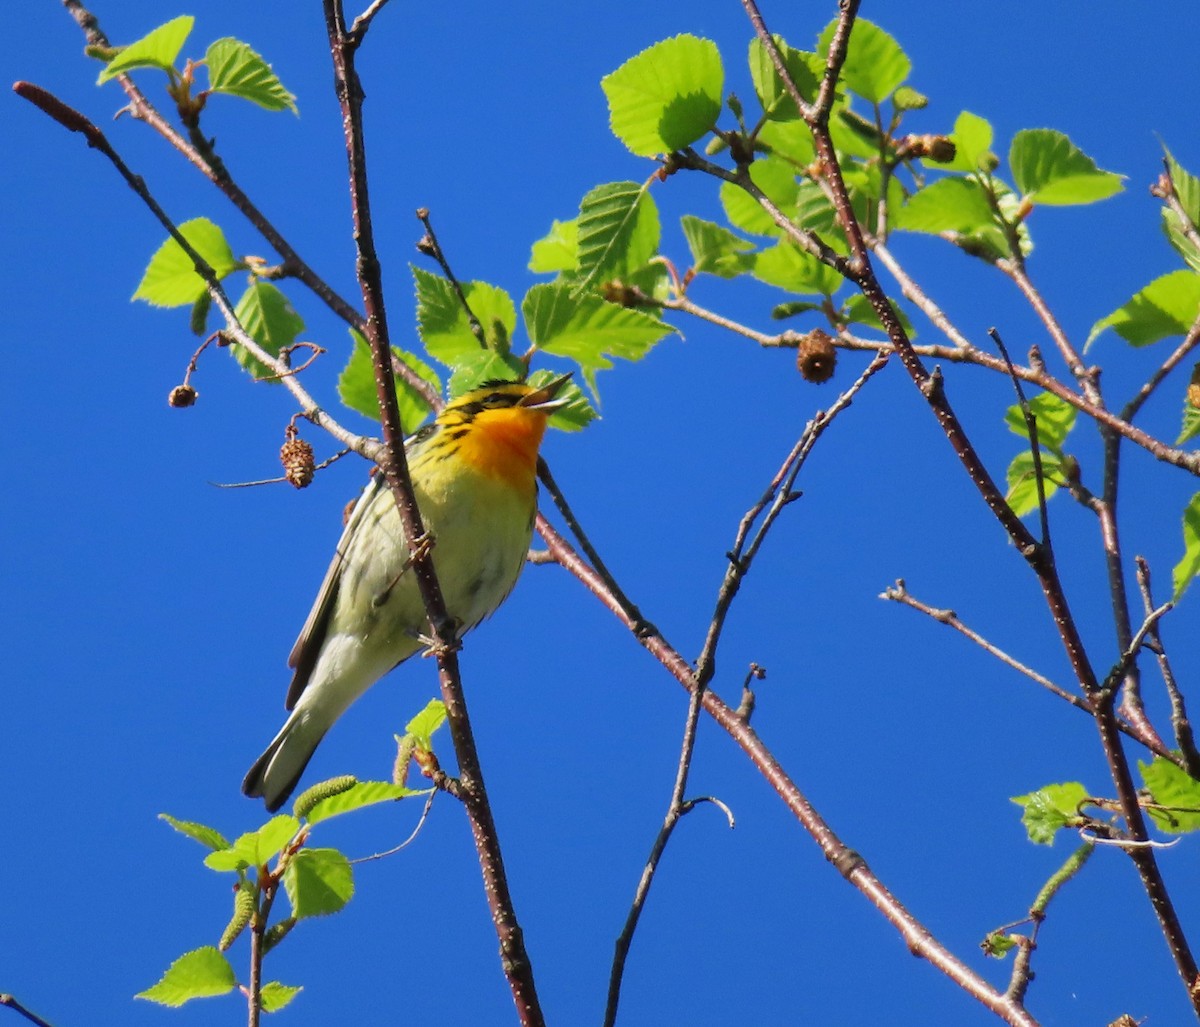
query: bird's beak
519 372 574 411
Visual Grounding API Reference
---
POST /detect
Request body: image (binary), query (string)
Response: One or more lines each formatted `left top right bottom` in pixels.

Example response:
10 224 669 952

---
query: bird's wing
285 471 387 709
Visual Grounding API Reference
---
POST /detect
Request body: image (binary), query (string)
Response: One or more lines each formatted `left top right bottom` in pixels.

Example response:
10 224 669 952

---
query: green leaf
136 946 236 1006
984 933 1019 958
1010 129 1124 206
529 218 579 274
1179 392 1200 446
526 369 597 432
575 181 660 290
1011 782 1089 845
446 350 526 399
159 814 229 852
1004 392 1077 453
1087 270 1200 349
133 218 240 308
817 17 910 104
680 216 753 278
751 241 842 296
756 116 817 168
1163 147 1200 273
522 283 675 377
405 699 448 748
98 15 194 83
944 111 995 172
602 35 724 156
748 36 820 121
205 38 297 113
1005 450 1069 518
305 781 426 825
841 293 914 338
338 331 439 430
894 177 997 236
204 815 300 872
793 180 838 235
1172 493 1200 602
1139 756 1200 833
412 266 516 366
260 982 303 1013
283 848 354 919
230 281 304 381
771 300 823 321
719 155 800 236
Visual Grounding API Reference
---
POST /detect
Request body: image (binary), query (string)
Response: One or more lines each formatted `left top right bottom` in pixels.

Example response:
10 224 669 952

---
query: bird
243 373 572 811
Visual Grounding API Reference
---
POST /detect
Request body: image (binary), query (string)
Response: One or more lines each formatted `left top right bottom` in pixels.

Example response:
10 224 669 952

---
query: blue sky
5 2 1200 1025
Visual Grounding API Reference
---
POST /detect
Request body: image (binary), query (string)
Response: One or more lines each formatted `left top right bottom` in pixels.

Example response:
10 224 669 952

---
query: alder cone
797 329 837 383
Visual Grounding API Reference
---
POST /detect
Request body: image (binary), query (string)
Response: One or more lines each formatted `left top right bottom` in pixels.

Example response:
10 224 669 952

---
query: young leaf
338 331 439 430
1011 782 1089 845
1162 147 1200 273
529 218 579 274
136 946 236 1007
1172 492 1200 602
757 117 817 168
748 36 820 121
680 215 754 278
1087 270 1200 349
894 177 998 236
205 38 298 113
840 293 915 338
260 982 303 1013
283 848 354 919
602 35 724 156
413 266 516 364
526 368 598 432
1006 450 1069 518
230 281 304 380
159 814 230 852
133 218 240 308
1139 756 1200 833
204 815 300 872
405 699 449 748
944 111 995 173
522 282 675 376
719 154 800 236
1179 395 1200 446
575 181 660 291
447 350 526 399
98 15 194 84
1004 392 1077 453
817 17 910 104
304 781 426 825
751 241 842 296
1009 129 1124 206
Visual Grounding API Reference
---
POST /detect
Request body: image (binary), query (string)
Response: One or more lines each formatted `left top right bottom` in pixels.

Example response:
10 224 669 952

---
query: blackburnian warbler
243 374 572 811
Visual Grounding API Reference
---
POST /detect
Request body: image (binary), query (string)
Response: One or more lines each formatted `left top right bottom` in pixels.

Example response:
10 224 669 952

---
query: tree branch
320 5 542 1023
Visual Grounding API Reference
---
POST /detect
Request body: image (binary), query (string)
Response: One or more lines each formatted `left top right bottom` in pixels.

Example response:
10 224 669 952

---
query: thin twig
1135 558 1200 776
415 208 488 350
349 791 437 862
731 0 1199 1010
321 6 542 1024
60 0 439 411
880 580 1173 761
13 81 379 465
0 995 55 1027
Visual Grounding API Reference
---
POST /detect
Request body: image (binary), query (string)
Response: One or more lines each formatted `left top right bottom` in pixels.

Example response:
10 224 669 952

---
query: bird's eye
484 392 505 406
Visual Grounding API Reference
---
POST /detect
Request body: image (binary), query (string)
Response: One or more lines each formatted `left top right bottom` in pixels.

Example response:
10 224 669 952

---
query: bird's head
431 373 572 488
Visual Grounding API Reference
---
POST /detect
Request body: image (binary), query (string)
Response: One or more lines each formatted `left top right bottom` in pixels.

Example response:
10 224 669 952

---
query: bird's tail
242 711 327 813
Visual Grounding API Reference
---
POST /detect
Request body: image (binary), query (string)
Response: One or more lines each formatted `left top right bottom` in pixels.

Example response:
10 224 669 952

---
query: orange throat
454 408 547 493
